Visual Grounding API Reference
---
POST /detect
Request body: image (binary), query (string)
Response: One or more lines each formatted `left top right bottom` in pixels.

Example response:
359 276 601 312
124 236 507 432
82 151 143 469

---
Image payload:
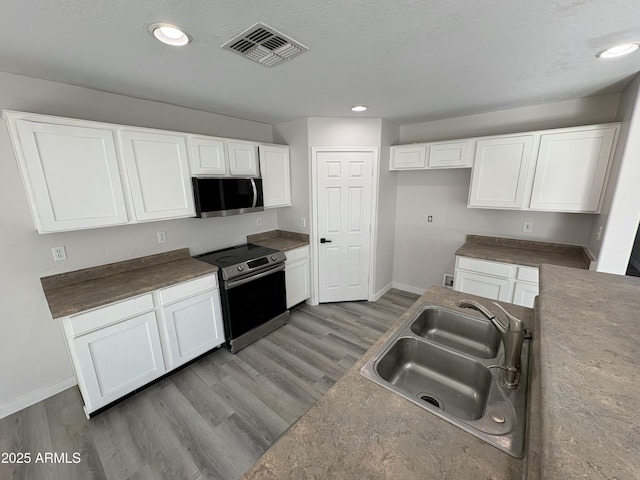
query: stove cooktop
195 243 286 281
196 244 280 267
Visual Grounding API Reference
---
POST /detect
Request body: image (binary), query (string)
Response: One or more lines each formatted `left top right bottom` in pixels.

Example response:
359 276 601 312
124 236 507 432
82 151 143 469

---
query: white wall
376 120 399 298
273 118 309 234
400 94 620 143
0 72 275 416
587 75 640 273
307 117 383 146
393 94 621 293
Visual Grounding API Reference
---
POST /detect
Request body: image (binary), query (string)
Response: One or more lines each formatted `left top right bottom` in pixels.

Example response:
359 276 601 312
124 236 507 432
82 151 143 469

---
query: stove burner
215 255 243 265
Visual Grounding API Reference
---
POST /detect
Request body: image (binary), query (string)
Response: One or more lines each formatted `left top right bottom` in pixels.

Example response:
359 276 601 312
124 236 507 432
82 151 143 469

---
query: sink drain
420 395 441 409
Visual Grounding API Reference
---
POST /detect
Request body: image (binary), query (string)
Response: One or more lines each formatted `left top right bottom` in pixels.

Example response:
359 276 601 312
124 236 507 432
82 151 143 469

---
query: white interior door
315 149 374 303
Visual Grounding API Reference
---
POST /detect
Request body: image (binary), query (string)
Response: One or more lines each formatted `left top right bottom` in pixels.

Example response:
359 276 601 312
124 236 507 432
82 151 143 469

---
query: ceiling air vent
221 23 308 67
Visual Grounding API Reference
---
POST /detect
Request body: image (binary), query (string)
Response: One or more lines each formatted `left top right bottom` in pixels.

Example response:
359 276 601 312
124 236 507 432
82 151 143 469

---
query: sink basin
376 337 492 421
360 305 530 458
409 307 501 359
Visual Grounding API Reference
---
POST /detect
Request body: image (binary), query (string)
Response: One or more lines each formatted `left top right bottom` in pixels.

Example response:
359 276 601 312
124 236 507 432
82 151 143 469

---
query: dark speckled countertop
247 230 309 251
456 234 595 270
243 286 538 479
41 248 217 319
537 265 640 479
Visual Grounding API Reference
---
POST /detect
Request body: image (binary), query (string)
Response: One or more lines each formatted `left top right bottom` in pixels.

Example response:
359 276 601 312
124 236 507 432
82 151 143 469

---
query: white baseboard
372 282 393 301
0 377 76 420
391 281 426 296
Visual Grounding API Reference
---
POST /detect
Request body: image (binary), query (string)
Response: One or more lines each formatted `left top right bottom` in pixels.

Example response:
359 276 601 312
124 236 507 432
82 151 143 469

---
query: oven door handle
225 263 285 290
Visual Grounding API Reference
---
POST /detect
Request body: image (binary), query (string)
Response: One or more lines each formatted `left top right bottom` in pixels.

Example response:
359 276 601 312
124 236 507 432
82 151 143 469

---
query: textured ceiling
0 0 639 125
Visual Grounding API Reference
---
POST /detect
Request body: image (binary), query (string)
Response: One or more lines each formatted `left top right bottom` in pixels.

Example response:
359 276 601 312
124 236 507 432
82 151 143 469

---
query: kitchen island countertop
537 264 640 479
243 286 537 479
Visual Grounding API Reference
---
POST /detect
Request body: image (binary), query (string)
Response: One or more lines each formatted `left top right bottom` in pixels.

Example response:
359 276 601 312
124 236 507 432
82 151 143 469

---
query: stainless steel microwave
192 177 264 218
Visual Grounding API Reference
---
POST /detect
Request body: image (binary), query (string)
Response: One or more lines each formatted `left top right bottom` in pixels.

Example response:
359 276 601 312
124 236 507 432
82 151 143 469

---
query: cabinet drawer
516 266 539 283
456 256 512 278
158 274 218 305
285 245 310 263
69 294 154 337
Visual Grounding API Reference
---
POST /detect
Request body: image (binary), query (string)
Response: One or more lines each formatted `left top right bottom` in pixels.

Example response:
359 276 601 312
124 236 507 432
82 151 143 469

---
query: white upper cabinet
119 129 195 221
428 140 473 168
468 135 535 209
391 123 619 213
390 145 427 170
390 140 473 170
259 145 291 208
189 135 228 176
528 126 617 212
467 123 619 213
227 141 259 176
5 114 129 233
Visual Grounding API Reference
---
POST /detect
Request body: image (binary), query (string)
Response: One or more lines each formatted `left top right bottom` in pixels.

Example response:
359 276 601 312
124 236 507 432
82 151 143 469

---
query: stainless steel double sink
359 305 530 458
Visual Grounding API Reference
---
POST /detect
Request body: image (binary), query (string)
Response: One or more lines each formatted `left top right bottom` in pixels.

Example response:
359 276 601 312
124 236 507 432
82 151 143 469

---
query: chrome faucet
457 299 526 389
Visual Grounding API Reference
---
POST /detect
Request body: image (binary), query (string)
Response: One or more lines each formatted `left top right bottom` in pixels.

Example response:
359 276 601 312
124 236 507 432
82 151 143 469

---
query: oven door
222 264 287 341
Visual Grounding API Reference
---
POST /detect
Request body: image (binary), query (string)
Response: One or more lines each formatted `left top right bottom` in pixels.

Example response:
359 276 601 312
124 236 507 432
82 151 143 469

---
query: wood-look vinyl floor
0 289 418 480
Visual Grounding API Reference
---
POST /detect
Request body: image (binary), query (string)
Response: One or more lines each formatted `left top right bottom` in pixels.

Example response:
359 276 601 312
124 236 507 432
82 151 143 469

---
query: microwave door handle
250 178 257 208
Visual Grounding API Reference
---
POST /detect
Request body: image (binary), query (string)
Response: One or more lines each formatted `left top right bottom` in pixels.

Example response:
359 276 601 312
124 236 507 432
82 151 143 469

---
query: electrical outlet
523 221 533 233
301 217 306 227
52 246 67 262
157 231 166 244
596 225 603 241
256 217 262 227
428 215 433 223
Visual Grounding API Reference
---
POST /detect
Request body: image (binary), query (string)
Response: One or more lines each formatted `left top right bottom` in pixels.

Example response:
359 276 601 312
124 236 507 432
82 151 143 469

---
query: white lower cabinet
453 270 512 302
285 246 310 308
512 281 539 308
453 256 539 308
62 295 165 415
158 277 224 369
61 274 223 417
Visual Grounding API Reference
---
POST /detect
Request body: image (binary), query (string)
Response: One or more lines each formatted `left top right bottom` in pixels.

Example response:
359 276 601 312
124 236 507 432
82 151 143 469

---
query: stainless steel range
195 244 288 353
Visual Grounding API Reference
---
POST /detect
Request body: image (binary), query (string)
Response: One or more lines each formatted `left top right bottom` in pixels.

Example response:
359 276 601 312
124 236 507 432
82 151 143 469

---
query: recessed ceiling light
351 105 368 112
596 43 639 58
149 23 191 46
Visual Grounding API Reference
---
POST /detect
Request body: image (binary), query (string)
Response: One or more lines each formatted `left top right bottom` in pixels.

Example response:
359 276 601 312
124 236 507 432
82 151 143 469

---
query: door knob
320 238 332 243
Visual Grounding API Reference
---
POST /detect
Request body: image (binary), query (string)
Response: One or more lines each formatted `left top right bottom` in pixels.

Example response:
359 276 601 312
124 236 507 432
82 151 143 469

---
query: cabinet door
529 127 616 212
468 135 534 208
11 119 128 233
71 311 165 413
259 145 291 208
119 130 195 221
512 282 539 308
189 135 228 175
428 140 472 168
453 270 511 302
227 142 259 176
390 145 426 170
160 290 224 369
286 256 310 308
